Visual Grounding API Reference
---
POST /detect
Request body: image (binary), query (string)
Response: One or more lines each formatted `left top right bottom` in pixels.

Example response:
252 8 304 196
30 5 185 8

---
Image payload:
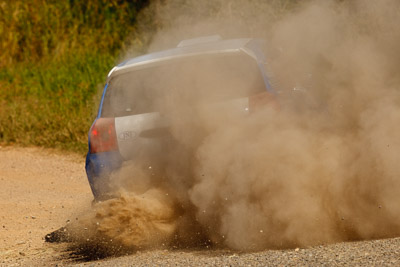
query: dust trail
47 189 178 260
65 0 400 253
137 0 400 250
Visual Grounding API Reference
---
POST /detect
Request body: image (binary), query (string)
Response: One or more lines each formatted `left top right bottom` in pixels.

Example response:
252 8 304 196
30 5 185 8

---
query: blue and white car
85 35 277 200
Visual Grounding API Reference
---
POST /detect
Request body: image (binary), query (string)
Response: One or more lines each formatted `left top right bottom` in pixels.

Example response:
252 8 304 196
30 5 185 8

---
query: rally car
85 35 276 200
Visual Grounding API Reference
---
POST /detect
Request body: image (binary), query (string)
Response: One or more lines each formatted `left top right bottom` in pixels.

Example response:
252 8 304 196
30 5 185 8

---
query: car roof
107 36 258 80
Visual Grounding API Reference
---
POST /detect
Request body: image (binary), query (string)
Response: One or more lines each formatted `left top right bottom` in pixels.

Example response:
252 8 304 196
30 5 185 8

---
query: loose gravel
1 147 400 266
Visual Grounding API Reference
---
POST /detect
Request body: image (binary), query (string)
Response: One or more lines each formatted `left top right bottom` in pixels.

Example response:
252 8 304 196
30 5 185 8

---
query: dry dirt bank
0 147 399 266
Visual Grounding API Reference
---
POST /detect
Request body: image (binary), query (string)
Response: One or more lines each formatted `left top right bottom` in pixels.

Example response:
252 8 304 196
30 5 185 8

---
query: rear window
101 53 266 117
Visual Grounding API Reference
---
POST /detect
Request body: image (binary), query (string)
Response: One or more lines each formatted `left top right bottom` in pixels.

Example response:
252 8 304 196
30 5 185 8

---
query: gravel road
1 147 399 266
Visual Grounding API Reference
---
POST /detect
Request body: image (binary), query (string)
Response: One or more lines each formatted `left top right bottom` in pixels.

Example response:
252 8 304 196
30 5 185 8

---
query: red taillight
89 118 118 153
248 91 279 113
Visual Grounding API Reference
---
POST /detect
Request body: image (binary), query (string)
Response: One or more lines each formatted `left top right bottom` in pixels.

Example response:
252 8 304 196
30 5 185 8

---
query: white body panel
115 112 168 160
114 97 249 160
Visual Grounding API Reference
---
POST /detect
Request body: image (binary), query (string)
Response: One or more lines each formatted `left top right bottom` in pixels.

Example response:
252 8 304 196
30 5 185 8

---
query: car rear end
85 37 276 200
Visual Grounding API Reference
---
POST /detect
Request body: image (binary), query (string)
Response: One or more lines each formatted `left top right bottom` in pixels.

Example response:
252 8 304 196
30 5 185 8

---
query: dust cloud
72 0 400 252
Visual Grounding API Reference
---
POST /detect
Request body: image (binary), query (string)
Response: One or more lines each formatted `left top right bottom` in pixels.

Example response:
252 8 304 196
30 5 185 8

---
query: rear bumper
85 151 124 200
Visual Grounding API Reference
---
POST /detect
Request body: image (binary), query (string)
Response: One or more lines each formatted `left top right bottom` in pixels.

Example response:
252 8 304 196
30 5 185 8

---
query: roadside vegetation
0 0 150 154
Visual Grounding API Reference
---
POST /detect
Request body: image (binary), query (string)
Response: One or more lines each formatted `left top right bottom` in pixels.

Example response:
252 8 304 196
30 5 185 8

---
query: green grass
0 0 151 154
0 52 114 154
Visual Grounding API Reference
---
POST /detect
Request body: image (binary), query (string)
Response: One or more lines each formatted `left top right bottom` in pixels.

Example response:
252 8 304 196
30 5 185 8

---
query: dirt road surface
0 147 92 266
1 147 400 266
